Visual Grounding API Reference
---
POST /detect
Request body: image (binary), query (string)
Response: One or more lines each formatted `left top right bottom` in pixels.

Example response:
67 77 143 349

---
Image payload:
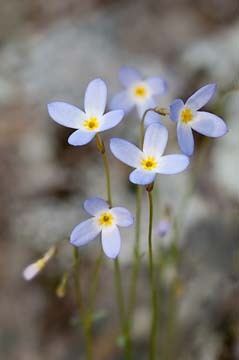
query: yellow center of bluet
133 85 148 98
181 108 193 124
141 156 158 171
83 117 99 131
98 212 114 227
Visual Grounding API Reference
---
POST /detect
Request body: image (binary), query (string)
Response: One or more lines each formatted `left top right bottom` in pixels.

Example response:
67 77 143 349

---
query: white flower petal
47 102 85 129
137 97 157 118
119 66 142 87
144 110 162 127
170 99 184 122
101 226 121 259
146 76 167 95
70 218 101 247
68 129 96 146
111 207 134 227
156 154 190 174
110 138 143 168
177 122 194 156
99 110 124 132
129 169 156 185
143 123 168 158
110 91 134 113
191 111 228 137
84 198 109 216
185 84 217 110
84 78 107 115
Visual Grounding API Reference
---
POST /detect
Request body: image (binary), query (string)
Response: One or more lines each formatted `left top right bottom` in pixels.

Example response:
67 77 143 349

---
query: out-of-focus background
0 0 238 359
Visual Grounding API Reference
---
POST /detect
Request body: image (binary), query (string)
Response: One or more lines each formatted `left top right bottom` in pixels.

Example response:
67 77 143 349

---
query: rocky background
0 0 238 359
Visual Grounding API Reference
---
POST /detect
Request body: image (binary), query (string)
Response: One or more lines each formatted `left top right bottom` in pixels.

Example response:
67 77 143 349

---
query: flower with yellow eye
170 84 228 156
110 123 189 185
70 198 134 259
110 66 167 123
47 78 124 146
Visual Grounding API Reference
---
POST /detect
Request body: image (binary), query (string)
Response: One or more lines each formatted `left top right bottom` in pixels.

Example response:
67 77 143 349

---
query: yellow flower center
133 85 148 98
141 156 158 171
83 117 99 131
98 212 114 227
181 108 193 124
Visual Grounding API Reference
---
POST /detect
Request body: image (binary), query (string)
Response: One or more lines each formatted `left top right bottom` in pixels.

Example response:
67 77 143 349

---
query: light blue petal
119 66 142 87
84 78 107 115
47 102 85 129
156 154 190 174
169 99 184 122
68 129 96 146
137 97 157 118
185 84 217 110
143 123 168 158
146 76 167 95
84 198 109 216
110 138 143 168
144 110 162 127
101 226 121 259
129 169 156 185
191 111 228 137
111 207 134 227
70 218 101 247
110 91 134 113
177 122 194 156
99 110 124 132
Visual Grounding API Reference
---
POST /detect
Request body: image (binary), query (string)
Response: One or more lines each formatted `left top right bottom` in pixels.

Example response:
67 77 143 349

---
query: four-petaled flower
70 198 134 259
170 84 228 156
110 123 190 185
110 66 167 123
47 78 124 146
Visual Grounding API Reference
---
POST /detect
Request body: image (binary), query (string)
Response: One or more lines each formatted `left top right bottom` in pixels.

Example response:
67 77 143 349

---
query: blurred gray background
0 0 238 359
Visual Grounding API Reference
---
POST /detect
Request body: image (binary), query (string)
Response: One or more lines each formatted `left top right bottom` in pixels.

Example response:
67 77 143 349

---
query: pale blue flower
110 123 189 185
110 66 167 122
70 198 134 259
170 84 228 156
48 78 124 146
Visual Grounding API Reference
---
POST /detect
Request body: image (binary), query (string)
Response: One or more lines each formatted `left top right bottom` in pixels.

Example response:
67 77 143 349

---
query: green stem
88 249 104 314
73 247 92 360
147 187 158 360
114 258 132 359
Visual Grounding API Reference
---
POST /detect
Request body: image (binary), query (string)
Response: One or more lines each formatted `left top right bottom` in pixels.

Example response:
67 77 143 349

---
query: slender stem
73 247 92 360
88 249 103 313
114 258 132 359
147 187 158 360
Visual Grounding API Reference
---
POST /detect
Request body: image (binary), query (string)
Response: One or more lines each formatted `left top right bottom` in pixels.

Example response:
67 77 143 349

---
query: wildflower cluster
23 66 228 360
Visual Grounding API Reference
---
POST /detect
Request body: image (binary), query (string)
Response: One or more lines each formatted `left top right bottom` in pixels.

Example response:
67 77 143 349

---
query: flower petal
110 91 134 113
177 122 194 156
110 138 143 168
119 66 142 87
170 99 184 122
156 154 190 174
99 110 124 132
143 123 168 158
70 218 101 247
84 78 107 115
47 102 85 129
137 97 157 118
129 169 156 185
185 84 217 110
68 129 96 146
111 207 134 227
101 226 121 259
144 110 162 127
191 111 228 137
146 77 167 95
84 198 109 216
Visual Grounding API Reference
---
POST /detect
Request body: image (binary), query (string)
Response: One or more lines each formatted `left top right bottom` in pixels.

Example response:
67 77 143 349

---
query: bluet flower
48 78 124 146
70 198 134 259
110 123 189 185
170 84 228 156
110 66 167 121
